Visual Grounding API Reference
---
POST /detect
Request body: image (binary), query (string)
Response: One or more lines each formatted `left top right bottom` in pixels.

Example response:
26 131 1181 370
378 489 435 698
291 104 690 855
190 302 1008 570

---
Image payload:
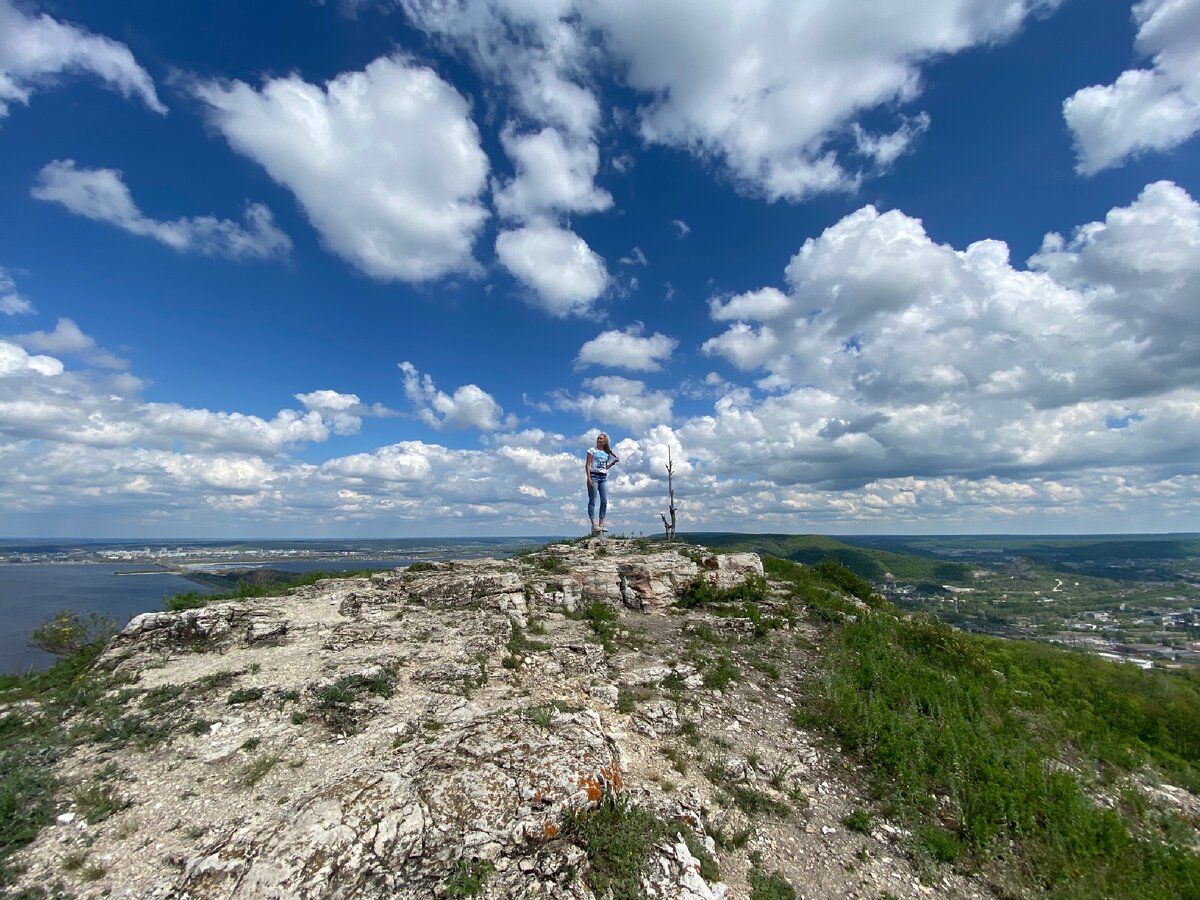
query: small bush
162 591 210 611
843 807 872 834
678 575 768 610
731 786 789 819
812 560 875 603
237 754 280 787
444 858 494 898
30 612 115 657
566 795 693 900
748 868 796 900
73 782 128 825
701 656 738 691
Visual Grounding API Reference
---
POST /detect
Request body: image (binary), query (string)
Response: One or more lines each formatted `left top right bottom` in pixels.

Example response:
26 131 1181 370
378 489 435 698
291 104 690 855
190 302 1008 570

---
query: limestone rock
6 540 993 900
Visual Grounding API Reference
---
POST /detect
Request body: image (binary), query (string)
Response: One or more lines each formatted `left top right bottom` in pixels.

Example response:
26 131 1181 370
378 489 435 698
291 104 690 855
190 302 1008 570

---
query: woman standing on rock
586 432 619 534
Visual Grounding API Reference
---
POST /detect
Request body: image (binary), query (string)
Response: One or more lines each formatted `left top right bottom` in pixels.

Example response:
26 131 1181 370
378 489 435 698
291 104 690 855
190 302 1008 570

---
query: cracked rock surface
12 540 995 899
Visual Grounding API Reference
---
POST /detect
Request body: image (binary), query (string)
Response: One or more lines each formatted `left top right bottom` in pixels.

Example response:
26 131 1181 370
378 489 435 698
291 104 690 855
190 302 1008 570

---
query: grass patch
524 699 583 727
581 601 619 651
616 684 654 713
730 786 789 819
0 639 124 877
311 669 396 733
664 746 689 775
707 818 753 851
748 867 796 900
843 807 872 834
749 657 781 680
701 655 738 691
444 858 494 898
677 575 768 610
767 555 1200 897
566 795 716 900
72 781 128 824
237 754 280 788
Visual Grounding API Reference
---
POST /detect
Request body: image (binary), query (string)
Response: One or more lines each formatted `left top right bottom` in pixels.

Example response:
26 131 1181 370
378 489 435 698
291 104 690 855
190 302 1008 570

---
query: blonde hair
596 433 613 454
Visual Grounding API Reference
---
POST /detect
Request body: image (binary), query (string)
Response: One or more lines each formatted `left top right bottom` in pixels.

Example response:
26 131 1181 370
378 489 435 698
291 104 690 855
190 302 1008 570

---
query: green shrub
748 867 796 900
677 575 767 610
701 655 738 691
237 754 279 787
566 796 715 900
29 612 115 656
842 807 872 834
812 560 875 603
444 858 494 898
162 591 210 611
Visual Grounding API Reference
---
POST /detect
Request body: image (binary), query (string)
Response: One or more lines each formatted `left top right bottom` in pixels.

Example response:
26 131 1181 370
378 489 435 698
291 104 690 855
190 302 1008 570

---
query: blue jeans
587 475 608 521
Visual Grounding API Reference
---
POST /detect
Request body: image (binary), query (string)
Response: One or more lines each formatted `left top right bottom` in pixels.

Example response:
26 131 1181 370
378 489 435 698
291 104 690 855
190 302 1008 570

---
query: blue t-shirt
589 448 612 476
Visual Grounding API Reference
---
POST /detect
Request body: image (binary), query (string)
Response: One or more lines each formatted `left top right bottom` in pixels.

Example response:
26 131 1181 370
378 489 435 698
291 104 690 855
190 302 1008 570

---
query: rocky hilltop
11 539 992 899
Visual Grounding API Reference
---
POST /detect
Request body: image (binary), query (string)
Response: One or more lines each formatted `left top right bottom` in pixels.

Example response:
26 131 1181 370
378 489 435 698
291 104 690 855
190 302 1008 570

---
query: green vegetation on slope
769 556 1200 898
685 532 972 583
0 640 111 887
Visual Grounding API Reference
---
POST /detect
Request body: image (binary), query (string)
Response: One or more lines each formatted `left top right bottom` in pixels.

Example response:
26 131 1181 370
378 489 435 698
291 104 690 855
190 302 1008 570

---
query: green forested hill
681 532 973 583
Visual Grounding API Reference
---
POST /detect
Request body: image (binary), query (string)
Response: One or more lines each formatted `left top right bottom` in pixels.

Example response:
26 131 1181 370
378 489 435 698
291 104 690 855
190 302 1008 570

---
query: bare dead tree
659 447 677 541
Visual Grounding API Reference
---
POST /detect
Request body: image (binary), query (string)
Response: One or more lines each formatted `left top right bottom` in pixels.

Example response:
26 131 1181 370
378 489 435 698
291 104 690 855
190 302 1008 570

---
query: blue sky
2 0 1199 537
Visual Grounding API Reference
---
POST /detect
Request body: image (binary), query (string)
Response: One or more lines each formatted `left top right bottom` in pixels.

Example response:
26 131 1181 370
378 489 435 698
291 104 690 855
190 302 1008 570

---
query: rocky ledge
12 539 992 899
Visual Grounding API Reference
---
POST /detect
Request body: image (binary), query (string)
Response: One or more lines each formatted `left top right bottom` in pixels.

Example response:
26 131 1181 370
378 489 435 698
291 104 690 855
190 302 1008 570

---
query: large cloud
1064 0 1200 174
698 181 1200 489
495 223 609 316
193 55 489 281
0 0 165 118
402 1 1053 201
32 161 291 261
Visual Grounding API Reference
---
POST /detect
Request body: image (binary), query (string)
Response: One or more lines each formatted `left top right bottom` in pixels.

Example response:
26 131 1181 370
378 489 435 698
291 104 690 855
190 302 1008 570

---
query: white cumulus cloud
576 324 678 372
400 0 600 140
12 316 127 369
399 361 515 431
554 375 673 433
0 338 62 377
493 126 612 220
495 223 609 316
1064 0 1200 174
193 55 489 282
583 0 1048 200
697 181 1200 490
